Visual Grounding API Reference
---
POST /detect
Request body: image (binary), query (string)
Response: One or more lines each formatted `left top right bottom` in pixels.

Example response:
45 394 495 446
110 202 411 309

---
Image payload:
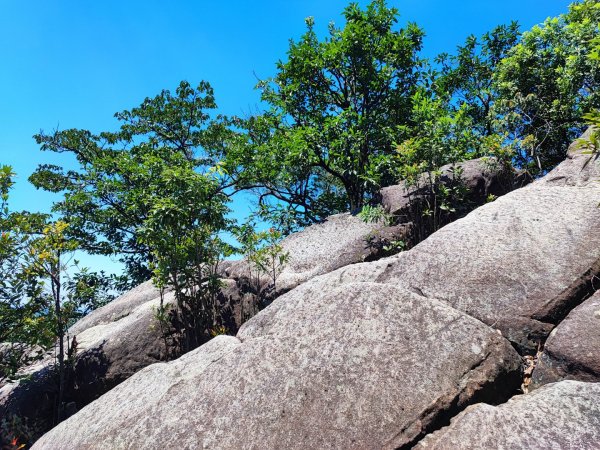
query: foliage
435 22 520 137
358 204 393 226
137 153 234 355
1 413 40 450
493 0 600 173
0 166 120 402
233 222 290 312
30 81 239 285
233 0 424 228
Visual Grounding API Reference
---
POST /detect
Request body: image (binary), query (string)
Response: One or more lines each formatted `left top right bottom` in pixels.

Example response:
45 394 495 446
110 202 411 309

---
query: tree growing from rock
493 0 600 173
233 0 424 229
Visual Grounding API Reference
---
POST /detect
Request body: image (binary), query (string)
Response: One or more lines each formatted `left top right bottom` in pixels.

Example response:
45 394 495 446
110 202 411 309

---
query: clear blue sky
0 0 572 274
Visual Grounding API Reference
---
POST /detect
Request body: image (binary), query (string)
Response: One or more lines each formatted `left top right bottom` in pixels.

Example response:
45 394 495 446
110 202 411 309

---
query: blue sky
0 0 572 274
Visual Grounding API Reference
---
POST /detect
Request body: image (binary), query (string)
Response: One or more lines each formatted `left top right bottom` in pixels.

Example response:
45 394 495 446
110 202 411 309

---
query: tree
493 0 600 173
234 0 424 228
23 220 78 423
435 22 520 137
136 156 233 354
0 166 53 378
30 81 239 285
0 166 120 427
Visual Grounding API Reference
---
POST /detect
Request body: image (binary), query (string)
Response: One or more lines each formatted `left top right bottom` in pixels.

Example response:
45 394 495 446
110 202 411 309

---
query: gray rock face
415 381 600 450
263 140 600 354
21 132 600 447
32 283 521 449
225 157 521 300
224 212 408 298
380 157 519 218
532 290 600 387
0 287 170 429
69 280 162 335
375 142 600 353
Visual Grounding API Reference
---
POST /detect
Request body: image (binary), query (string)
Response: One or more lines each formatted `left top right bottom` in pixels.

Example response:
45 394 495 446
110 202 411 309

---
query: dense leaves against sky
30 81 238 284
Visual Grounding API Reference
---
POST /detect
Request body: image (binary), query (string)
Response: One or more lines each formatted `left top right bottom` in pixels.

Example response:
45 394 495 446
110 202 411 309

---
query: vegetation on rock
2 0 600 443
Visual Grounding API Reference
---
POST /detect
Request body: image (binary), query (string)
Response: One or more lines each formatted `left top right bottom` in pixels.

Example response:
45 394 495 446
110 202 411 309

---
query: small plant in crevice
358 204 394 226
233 221 290 321
401 164 471 245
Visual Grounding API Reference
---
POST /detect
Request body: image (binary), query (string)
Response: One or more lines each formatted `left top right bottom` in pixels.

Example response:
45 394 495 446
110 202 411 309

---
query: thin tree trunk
54 252 65 424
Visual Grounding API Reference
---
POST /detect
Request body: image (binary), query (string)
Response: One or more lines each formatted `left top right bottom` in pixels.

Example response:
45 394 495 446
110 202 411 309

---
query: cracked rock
532 290 600 387
32 283 520 449
415 380 600 450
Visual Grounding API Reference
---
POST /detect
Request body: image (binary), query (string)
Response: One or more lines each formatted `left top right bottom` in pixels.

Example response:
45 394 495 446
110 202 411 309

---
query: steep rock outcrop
377 137 600 353
380 157 520 218
27 131 600 448
273 135 600 353
32 283 521 449
224 157 520 301
532 290 600 387
415 381 600 449
223 212 408 299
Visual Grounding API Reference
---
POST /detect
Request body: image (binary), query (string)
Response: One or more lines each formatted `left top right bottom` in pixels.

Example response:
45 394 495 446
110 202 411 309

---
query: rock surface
415 381 600 450
0 288 170 429
265 140 600 353
380 157 519 219
16 132 600 447
225 157 521 300
292 138 600 353
532 290 600 387
32 283 521 449
224 212 408 298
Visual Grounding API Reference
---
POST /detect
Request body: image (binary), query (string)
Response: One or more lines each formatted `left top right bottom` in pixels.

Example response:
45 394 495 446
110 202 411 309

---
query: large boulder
0 279 243 436
0 287 171 431
32 283 521 449
380 157 521 219
376 137 600 353
265 137 600 354
223 213 408 299
224 157 522 300
290 135 600 353
69 280 163 335
415 380 600 449
532 290 600 387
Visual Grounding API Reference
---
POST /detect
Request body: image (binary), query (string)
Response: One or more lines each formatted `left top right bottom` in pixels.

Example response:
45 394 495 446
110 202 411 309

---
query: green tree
30 81 239 284
493 0 600 172
137 156 233 354
435 22 520 137
0 167 121 425
0 166 53 377
235 0 424 227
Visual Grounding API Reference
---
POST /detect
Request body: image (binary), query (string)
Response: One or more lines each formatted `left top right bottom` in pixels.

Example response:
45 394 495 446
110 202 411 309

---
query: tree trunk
53 252 65 425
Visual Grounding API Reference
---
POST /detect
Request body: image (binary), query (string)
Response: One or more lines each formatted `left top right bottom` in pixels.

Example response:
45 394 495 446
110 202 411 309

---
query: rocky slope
415 381 600 449
30 132 600 448
0 157 512 438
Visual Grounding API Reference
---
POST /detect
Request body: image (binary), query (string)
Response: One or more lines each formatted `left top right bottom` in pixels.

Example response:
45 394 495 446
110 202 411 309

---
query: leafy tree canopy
232 0 425 229
493 0 600 172
30 81 239 284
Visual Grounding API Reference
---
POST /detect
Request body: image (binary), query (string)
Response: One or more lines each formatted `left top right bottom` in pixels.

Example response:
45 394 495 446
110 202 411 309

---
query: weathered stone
415 381 600 450
260 140 600 354
224 212 408 299
532 290 600 387
33 283 521 449
0 279 243 433
374 142 600 353
0 290 170 430
380 157 519 218
69 280 163 335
